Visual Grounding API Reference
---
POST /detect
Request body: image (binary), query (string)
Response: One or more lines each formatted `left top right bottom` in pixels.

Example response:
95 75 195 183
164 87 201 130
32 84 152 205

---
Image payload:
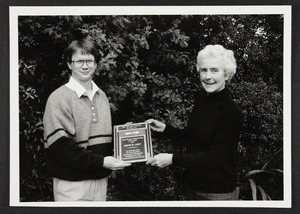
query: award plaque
114 122 153 163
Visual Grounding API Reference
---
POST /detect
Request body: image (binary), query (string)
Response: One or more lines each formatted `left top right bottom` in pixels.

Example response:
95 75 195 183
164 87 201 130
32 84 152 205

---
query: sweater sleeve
163 125 190 144
43 90 104 171
172 109 242 170
163 95 199 144
47 137 104 171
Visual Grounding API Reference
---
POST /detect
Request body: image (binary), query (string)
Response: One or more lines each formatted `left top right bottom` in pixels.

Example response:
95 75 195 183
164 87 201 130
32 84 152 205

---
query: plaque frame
114 122 153 163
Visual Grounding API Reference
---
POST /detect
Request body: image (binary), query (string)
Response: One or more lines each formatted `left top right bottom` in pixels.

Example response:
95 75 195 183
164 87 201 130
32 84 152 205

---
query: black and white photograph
8 5 291 208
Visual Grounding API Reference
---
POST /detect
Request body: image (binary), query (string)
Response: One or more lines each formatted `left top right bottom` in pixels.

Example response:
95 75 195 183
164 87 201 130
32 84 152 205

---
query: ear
196 64 200 72
224 73 230 81
67 62 72 70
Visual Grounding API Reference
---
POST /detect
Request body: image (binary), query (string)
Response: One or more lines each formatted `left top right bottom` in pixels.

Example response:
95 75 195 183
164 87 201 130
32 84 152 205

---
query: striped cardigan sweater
43 85 113 181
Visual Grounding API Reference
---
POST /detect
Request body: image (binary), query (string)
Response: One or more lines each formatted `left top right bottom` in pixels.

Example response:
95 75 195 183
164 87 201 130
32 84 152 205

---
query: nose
205 71 212 79
82 61 89 69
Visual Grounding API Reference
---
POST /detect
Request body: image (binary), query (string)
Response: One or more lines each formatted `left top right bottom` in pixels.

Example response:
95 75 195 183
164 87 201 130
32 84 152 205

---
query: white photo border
10 5 292 207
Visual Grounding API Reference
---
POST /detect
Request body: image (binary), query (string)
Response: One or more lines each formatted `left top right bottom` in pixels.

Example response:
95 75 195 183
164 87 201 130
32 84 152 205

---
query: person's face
197 57 229 94
67 50 97 84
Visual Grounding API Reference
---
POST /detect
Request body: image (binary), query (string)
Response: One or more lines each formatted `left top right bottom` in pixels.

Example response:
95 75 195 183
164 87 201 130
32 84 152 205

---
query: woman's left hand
146 153 173 168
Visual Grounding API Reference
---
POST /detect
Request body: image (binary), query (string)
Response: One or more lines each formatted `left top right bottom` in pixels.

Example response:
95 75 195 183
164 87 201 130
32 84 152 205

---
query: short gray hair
196 44 237 81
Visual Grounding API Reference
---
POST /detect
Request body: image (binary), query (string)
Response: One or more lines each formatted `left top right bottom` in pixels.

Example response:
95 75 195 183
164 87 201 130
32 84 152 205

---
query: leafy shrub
229 80 283 200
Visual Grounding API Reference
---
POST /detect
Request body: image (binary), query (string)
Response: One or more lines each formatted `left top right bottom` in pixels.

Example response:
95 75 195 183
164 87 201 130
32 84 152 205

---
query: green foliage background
19 15 283 201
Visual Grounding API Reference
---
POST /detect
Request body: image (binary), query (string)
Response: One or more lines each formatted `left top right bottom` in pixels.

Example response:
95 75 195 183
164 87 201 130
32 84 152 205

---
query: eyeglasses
72 60 96 68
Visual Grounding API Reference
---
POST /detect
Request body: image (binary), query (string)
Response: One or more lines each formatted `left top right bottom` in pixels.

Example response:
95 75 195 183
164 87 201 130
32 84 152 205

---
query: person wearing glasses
146 45 243 200
43 38 131 201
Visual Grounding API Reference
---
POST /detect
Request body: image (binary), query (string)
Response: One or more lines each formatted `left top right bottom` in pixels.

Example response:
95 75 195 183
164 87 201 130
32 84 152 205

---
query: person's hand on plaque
103 156 131 170
145 119 166 133
146 153 173 168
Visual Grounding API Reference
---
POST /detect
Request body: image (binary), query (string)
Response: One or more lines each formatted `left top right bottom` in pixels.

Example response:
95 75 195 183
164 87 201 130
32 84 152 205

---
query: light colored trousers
185 185 240 200
53 177 108 201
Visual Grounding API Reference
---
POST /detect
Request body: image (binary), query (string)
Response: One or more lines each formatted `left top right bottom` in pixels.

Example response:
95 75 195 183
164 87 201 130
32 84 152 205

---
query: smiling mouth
204 82 215 86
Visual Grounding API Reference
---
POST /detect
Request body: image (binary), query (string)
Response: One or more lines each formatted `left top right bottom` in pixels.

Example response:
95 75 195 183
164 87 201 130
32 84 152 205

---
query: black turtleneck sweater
164 88 242 193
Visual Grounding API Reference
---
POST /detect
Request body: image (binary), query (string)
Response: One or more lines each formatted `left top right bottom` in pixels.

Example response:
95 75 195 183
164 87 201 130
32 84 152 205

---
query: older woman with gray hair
146 44 243 200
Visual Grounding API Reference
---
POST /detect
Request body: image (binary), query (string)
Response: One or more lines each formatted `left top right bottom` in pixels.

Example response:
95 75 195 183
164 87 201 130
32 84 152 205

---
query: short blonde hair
196 44 237 81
